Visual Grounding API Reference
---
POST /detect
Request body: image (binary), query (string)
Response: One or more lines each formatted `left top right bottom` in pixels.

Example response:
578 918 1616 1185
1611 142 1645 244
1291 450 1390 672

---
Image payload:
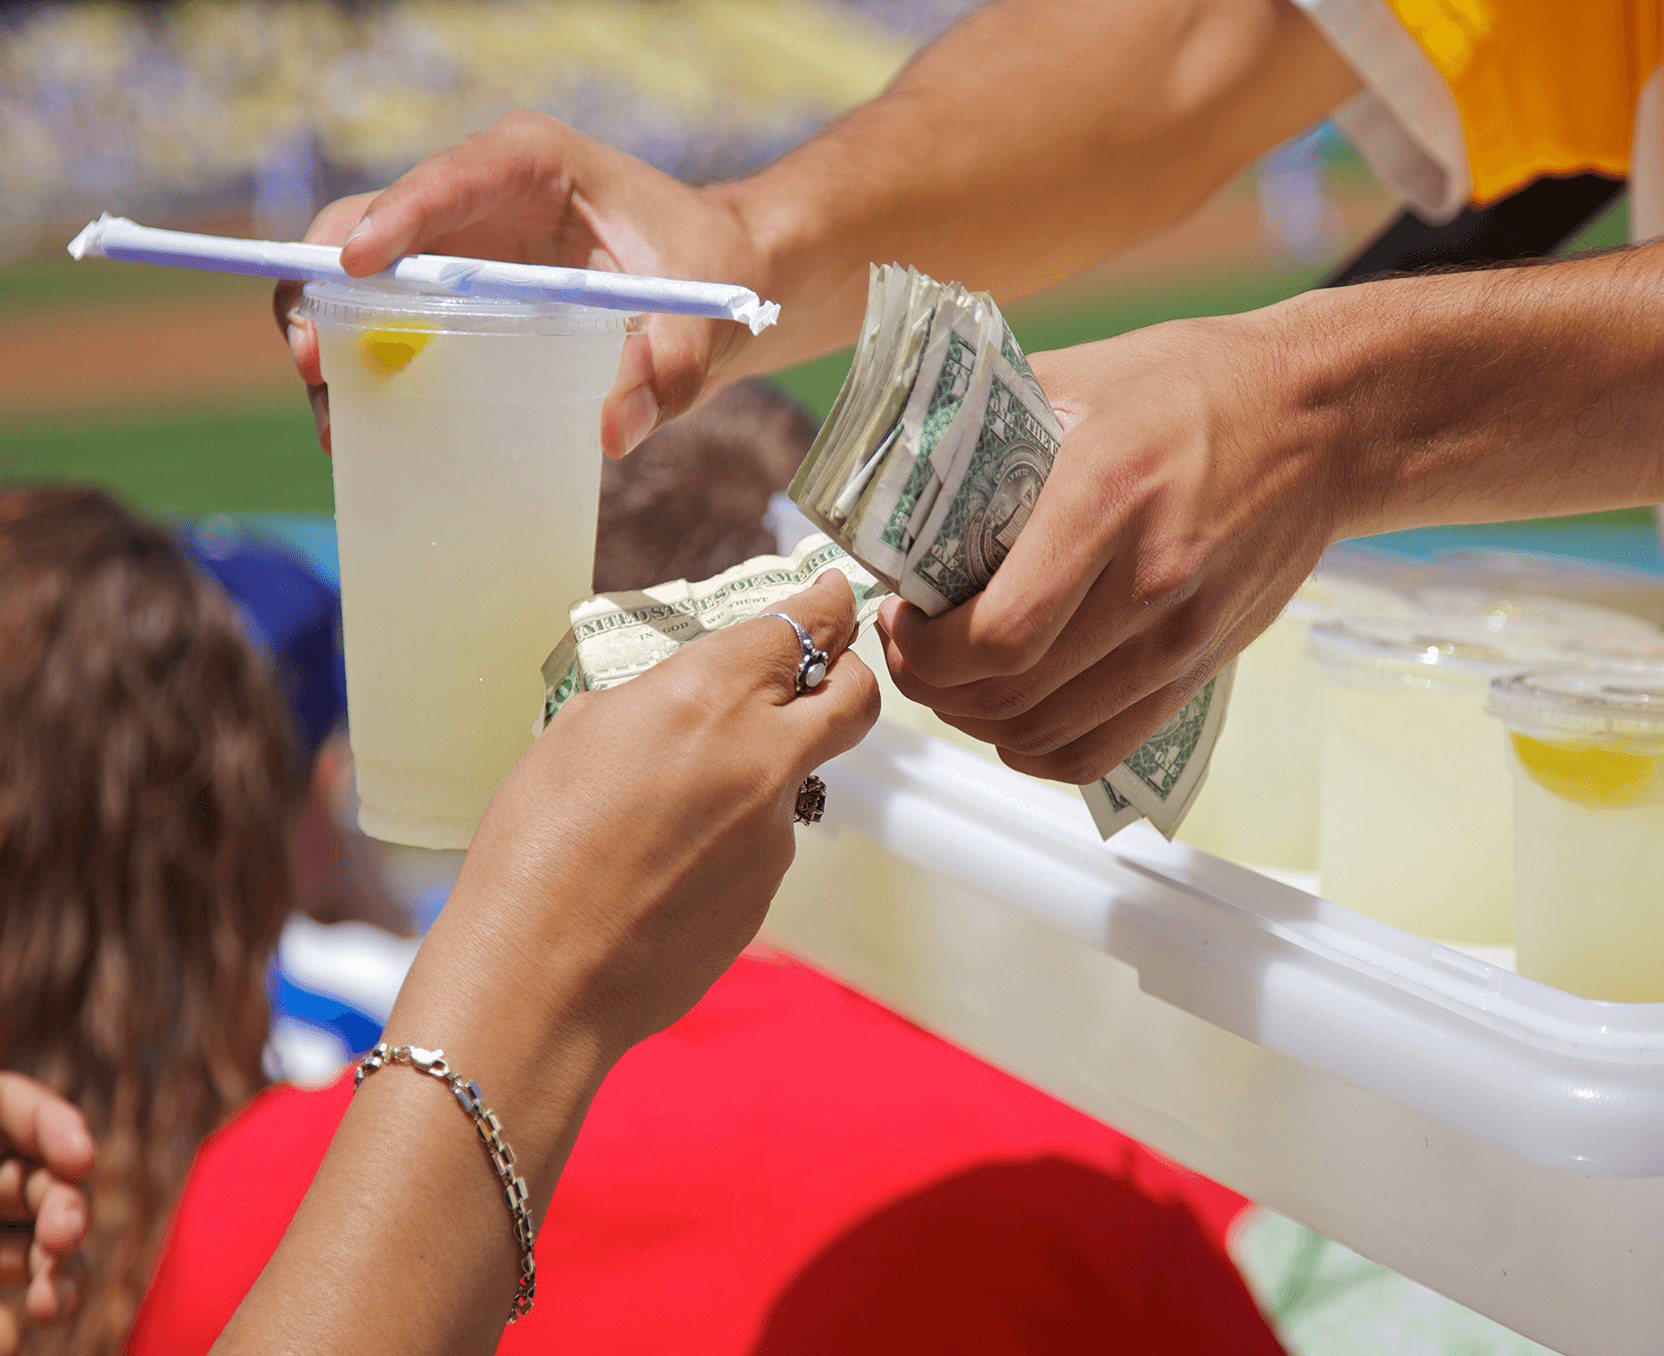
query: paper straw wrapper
67 213 781 334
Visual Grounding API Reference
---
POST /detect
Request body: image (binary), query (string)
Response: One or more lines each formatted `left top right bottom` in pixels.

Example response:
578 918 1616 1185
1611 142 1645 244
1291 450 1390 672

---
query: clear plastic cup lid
1286 570 1413 623
298 278 638 336
1412 585 1664 644
1488 664 1664 744
1308 614 1577 687
1424 548 1664 592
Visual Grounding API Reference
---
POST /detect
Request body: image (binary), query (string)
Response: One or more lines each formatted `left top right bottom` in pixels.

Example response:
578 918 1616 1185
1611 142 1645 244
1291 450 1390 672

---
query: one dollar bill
1082 660 1236 839
540 534 884 728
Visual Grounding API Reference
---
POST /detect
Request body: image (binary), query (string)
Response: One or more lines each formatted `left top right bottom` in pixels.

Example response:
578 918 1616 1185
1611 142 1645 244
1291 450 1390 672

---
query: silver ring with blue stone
759 612 829 695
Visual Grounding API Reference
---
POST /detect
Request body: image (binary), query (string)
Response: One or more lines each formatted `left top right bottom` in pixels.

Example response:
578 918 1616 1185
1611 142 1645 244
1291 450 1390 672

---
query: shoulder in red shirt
132 953 1280 1355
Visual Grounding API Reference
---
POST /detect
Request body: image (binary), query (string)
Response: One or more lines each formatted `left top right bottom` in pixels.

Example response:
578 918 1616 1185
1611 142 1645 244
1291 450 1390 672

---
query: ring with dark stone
794 774 828 825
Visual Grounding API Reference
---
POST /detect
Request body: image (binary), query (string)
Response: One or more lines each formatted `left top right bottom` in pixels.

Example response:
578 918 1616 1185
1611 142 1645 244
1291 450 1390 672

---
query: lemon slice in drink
358 323 434 377
1511 734 1664 809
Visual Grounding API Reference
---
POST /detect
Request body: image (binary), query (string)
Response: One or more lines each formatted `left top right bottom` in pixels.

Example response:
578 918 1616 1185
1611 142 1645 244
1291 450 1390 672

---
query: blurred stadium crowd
0 0 976 259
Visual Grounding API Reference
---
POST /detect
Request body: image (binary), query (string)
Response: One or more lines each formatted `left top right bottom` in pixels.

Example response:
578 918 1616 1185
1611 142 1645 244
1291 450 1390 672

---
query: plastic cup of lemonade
1308 615 1576 944
1488 665 1664 1001
300 279 633 848
1177 571 1410 872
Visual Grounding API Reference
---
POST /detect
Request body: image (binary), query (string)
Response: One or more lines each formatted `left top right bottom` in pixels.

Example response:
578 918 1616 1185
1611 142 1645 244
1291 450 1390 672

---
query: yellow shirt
1385 0 1663 203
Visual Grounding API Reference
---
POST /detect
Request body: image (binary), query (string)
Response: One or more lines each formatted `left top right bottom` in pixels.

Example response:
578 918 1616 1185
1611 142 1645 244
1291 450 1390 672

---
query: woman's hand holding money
212 570 877 1355
455 568 877 1058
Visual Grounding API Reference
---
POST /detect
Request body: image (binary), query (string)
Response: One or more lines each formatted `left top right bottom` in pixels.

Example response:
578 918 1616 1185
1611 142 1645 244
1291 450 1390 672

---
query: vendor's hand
273 110 764 457
877 310 1348 784
432 567 879 1065
0 1073 94 1355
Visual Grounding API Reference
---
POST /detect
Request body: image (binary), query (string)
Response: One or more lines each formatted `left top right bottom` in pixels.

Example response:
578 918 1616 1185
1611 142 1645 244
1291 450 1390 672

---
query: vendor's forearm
1278 246 1664 538
720 0 1358 374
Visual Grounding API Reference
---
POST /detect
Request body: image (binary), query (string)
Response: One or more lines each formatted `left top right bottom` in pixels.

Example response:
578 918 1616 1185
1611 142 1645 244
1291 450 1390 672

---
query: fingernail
345 215 373 245
54 1113 92 1162
286 323 305 363
308 386 331 448
618 385 659 456
61 1200 83 1237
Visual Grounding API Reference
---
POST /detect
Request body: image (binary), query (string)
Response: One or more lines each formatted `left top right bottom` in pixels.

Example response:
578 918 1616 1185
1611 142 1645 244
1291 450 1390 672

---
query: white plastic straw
67 213 782 334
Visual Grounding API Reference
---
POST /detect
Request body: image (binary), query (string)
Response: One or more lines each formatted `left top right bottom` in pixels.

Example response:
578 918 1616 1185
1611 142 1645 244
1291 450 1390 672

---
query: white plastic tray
765 718 1664 1356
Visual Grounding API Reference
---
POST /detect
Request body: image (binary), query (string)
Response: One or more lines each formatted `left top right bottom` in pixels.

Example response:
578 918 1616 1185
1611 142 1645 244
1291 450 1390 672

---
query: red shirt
132 952 1281 1355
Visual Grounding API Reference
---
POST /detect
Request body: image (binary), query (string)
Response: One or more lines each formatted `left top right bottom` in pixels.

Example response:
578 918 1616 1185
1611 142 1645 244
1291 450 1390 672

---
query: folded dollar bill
1079 662 1235 839
788 263 1057 618
539 534 883 729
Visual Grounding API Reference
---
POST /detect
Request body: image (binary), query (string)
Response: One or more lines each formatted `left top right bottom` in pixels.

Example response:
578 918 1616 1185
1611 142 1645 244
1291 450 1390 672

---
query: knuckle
970 607 1049 677
556 689 595 720
1162 608 1216 665
831 656 880 726
993 710 1070 760
795 589 851 649
647 333 714 418
958 678 1039 724
1150 579 1230 667
852 658 882 717
660 666 716 722
494 108 550 138
1133 549 1207 611
1035 743 1109 786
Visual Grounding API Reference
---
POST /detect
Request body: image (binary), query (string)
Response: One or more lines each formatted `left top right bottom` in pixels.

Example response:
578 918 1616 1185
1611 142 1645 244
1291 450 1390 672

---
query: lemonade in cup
1176 571 1410 872
1308 615 1576 944
1488 666 1664 1001
300 279 633 848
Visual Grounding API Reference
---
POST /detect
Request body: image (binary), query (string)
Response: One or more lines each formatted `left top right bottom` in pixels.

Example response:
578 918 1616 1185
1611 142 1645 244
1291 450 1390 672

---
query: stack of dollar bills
788 264 1055 617
541 265 1232 842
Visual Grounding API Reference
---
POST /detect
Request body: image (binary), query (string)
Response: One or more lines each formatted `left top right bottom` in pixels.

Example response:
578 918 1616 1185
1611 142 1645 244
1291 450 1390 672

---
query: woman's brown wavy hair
0 486 298 1353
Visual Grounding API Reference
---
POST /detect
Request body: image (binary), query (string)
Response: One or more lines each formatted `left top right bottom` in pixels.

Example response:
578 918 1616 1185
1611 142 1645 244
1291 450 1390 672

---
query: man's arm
882 244 1664 785
726 0 1361 376
1314 248 1664 534
285 0 1359 453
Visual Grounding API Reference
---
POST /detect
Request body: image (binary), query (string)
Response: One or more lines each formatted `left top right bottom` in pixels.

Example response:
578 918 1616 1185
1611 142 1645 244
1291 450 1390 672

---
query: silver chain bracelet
354 1043 537 1322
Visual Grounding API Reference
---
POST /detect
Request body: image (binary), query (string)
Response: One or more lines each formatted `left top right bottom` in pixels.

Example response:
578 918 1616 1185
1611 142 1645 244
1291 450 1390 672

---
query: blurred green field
1 399 328 513
0 248 272 311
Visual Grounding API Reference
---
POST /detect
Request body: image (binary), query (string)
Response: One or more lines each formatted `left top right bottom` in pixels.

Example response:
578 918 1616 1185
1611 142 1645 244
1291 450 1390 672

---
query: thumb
601 315 720 459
